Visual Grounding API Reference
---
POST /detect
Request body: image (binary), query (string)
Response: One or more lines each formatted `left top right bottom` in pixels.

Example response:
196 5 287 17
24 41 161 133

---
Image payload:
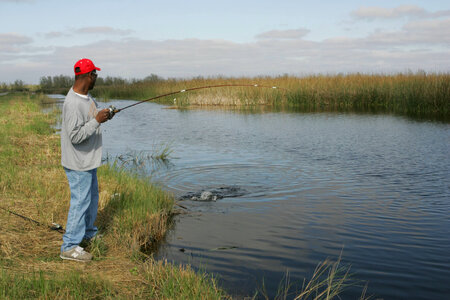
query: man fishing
60 58 112 262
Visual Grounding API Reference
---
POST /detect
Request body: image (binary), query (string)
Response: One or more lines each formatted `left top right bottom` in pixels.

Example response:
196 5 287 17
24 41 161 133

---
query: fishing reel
107 105 118 119
50 222 65 233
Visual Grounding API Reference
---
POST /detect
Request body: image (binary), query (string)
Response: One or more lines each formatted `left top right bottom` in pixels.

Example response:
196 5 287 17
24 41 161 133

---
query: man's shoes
60 246 93 262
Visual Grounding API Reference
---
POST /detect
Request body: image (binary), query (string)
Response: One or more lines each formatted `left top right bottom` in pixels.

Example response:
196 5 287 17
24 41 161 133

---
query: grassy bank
92 72 449 119
0 93 227 299
0 93 369 299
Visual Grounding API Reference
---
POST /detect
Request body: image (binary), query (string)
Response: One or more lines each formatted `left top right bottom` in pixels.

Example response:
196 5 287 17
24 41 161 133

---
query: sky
0 0 449 84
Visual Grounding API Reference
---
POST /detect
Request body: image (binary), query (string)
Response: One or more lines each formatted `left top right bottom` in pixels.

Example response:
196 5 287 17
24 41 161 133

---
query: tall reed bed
283 73 449 117
94 73 449 118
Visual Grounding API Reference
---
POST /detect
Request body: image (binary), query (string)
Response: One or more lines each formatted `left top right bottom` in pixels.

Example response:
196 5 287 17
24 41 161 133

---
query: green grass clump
0 268 118 299
97 164 174 254
141 260 230 299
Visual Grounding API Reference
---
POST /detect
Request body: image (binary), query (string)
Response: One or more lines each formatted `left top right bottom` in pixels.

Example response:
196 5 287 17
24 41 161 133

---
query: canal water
99 99 449 299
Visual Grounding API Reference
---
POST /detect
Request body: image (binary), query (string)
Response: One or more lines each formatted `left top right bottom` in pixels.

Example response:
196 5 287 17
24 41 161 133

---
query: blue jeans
61 167 99 252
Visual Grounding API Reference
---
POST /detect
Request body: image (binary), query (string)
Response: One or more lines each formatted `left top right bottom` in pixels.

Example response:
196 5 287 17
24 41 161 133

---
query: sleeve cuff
89 118 100 129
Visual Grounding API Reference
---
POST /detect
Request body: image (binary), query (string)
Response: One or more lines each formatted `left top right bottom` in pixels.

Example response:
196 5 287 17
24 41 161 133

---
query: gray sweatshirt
61 88 102 171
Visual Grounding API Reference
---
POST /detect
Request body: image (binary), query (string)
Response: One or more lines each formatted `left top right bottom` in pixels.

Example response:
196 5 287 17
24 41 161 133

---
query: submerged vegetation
0 93 370 298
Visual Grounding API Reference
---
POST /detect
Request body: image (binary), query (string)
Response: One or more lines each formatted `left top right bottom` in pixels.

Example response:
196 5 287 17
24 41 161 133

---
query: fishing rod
0 205 65 233
107 83 286 118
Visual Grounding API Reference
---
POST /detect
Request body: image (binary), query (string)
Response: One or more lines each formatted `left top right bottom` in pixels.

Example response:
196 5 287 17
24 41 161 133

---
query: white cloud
74 27 133 36
352 5 425 19
0 0 33 2
44 31 69 39
255 28 310 40
365 18 450 46
40 27 133 40
403 18 450 33
0 33 32 52
352 5 450 20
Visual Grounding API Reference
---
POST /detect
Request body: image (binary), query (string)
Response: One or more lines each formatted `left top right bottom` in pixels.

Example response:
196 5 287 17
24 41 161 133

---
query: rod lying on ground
107 83 287 118
0 205 65 233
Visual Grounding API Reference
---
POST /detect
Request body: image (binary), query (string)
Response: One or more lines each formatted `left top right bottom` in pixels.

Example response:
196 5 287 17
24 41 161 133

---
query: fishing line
108 83 286 117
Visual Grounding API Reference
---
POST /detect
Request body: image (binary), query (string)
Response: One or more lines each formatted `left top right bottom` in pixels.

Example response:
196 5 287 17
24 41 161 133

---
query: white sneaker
60 246 93 262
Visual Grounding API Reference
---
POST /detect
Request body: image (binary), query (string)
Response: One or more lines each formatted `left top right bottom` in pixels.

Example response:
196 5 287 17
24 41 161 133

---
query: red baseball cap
74 58 101 75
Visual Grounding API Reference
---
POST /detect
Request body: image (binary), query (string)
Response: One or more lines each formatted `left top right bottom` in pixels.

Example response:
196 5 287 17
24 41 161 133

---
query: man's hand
95 109 111 123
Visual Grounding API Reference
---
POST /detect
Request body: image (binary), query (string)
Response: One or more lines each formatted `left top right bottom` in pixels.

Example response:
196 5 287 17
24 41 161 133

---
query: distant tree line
37 73 164 93
0 74 165 94
0 80 29 92
39 75 72 91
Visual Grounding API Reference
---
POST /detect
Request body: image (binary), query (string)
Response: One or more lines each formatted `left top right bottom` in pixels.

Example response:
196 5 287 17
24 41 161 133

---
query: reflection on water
99 100 450 299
